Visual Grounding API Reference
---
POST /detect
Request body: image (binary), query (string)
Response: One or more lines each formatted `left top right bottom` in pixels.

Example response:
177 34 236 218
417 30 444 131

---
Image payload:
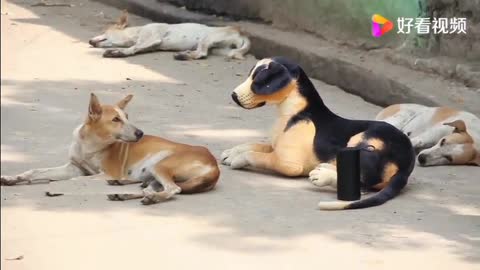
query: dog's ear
444 120 466 133
251 61 292 95
116 94 133 110
271 56 300 77
88 93 102 121
116 10 129 29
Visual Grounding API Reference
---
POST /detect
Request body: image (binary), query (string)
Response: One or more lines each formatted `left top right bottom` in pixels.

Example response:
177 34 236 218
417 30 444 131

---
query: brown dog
1 94 220 204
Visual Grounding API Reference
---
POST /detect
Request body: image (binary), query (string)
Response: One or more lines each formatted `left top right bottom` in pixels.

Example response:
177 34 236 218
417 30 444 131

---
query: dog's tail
317 172 408 210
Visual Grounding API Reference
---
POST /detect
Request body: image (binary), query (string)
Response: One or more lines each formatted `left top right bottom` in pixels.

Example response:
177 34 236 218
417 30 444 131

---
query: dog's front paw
230 152 250 169
221 145 247 166
1 175 20 186
309 163 337 188
221 148 234 165
140 193 173 205
103 49 125 58
107 194 125 201
106 180 123 186
140 185 180 205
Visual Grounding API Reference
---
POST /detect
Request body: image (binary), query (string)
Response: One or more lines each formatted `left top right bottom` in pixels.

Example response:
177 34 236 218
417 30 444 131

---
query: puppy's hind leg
1 162 84 186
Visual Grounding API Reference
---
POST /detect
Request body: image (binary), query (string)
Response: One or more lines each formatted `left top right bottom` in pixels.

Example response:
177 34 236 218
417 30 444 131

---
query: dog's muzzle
231 92 265 109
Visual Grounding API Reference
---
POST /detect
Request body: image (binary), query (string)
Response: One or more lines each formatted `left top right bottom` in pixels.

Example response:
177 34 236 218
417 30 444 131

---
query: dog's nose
231 92 241 106
135 129 144 139
89 40 97 47
417 154 426 165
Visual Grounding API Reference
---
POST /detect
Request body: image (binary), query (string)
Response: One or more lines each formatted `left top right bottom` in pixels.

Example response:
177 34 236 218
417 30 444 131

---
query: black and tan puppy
222 57 415 210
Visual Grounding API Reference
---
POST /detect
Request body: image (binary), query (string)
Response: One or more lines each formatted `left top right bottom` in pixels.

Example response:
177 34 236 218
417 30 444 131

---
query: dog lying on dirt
376 104 480 166
222 57 415 210
0 94 220 205
89 10 250 60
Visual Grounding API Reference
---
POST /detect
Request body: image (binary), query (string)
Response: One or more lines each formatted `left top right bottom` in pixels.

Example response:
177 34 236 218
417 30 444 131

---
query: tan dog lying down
376 104 480 166
1 94 220 204
89 10 250 60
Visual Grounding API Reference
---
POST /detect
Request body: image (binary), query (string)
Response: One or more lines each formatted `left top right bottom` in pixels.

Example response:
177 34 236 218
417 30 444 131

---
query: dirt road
1 1 479 269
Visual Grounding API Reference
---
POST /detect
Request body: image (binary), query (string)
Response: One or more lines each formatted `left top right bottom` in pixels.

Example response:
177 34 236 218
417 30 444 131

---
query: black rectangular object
336 147 361 201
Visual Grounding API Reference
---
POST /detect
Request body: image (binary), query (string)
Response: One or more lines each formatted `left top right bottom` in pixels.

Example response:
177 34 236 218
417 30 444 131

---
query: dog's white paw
140 186 180 205
309 163 337 188
230 153 250 169
221 148 233 165
221 147 244 166
0 175 16 186
0 175 26 186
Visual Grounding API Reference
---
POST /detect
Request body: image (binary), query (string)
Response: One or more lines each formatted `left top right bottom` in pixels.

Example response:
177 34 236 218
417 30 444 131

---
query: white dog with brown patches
0 94 220 204
89 10 250 60
376 104 480 166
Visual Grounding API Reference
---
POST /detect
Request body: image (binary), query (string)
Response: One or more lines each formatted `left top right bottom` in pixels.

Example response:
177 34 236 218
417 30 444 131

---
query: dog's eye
440 138 446 146
112 117 121 122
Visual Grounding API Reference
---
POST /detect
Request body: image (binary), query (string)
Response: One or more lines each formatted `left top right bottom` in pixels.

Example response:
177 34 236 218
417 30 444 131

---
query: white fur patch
309 163 337 188
230 153 250 169
129 151 172 180
317 200 351 210
114 107 128 122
